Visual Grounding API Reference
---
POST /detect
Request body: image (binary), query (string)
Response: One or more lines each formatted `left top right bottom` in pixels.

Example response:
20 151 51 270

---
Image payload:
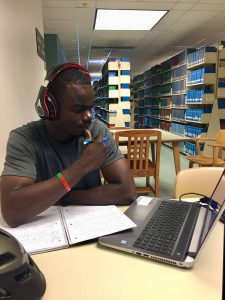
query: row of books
142 121 200 156
172 64 187 81
143 117 159 129
142 98 160 107
151 74 161 86
108 70 130 77
100 84 131 90
185 142 204 156
171 122 208 139
184 142 198 155
171 51 186 67
143 97 171 108
186 88 213 103
185 109 211 122
140 96 194 108
185 125 207 138
171 109 185 121
159 109 171 120
171 123 185 136
161 70 172 84
144 108 166 118
142 119 190 137
138 88 213 105
179 142 185 152
136 77 211 97
138 89 145 98
172 94 186 107
218 99 225 108
141 107 211 124
160 84 172 95
187 46 217 66
160 120 171 132
133 50 190 86
136 68 187 89
161 59 171 72
218 81 225 87
172 80 186 94
161 98 171 107
187 66 216 85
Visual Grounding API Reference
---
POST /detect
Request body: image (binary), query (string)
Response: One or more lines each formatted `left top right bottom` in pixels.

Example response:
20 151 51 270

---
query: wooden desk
33 221 223 300
110 129 191 174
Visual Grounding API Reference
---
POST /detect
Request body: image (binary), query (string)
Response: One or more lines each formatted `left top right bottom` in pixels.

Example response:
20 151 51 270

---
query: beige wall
0 0 45 171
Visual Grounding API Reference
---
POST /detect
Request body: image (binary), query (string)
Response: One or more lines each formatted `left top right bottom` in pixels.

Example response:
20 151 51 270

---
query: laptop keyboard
133 201 191 256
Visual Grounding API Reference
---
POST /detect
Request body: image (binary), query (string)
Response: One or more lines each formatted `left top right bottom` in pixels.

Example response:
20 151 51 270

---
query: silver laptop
99 169 225 268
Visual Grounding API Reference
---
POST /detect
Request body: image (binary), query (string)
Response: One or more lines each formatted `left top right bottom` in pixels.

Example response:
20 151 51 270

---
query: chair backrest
215 130 225 158
215 130 225 145
111 127 130 130
115 129 162 176
174 167 224 199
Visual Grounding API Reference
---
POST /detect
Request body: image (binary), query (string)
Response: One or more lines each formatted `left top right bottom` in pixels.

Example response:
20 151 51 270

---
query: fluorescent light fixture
88 58 107 64
90 72 102 77
94 9 168 30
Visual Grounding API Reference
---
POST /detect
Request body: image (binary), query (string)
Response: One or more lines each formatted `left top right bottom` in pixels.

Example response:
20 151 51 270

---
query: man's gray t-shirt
2 119 123 193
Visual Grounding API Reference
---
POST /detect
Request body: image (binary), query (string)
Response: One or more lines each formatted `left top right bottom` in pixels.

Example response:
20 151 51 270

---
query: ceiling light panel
94 9 168 30
88 58 107 64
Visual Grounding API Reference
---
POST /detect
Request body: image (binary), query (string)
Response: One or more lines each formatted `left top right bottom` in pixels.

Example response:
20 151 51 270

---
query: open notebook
0 205 136 254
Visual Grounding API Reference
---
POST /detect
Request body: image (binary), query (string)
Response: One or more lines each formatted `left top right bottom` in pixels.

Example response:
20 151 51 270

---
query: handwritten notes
62 205 136 244
0 205 136 254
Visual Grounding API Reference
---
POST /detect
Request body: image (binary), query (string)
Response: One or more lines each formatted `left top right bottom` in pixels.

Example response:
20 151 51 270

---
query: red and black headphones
35 63 91 120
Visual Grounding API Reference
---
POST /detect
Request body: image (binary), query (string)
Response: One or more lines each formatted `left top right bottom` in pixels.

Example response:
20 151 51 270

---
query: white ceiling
42 0 225 79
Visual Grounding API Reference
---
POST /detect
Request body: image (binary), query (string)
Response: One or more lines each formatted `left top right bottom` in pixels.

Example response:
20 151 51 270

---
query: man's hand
80 134 107 172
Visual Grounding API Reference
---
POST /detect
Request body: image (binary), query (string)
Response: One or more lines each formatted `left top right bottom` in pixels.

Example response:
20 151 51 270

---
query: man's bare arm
1 139 106 227
67 158 137 205
0 160 88 227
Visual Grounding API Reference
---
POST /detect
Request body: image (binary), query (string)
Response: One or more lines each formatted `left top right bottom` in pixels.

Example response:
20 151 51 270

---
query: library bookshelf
132 43 225 156
93 58 131 128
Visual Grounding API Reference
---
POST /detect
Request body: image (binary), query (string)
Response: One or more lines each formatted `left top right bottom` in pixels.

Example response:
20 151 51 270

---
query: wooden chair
186 130 225 168
115 129 162 197
174 167 224 199
110 127 131 130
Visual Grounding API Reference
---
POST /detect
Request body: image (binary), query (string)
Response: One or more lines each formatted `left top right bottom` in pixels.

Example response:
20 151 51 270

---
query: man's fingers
85 129 92 140
95 134 103 142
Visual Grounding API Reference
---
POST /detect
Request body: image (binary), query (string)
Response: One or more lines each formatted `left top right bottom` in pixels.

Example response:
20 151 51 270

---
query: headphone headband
35 63 91 120
46 63 91 83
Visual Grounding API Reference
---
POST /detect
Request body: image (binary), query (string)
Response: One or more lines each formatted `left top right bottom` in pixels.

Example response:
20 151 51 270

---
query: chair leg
155 175 160 197
189 161 194 168
146 176 150 187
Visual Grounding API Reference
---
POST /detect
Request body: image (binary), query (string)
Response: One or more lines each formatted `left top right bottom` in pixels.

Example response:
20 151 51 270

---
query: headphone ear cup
46 91 60 120
35 87 60 120
35 86 48 120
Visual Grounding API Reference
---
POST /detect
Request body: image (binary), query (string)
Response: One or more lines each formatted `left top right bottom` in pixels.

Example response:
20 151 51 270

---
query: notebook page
61 205 136 244
0 206 68 254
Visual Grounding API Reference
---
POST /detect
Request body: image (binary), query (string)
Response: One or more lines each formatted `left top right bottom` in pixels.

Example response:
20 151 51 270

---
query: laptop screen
196 168 225 254
211 169 225 207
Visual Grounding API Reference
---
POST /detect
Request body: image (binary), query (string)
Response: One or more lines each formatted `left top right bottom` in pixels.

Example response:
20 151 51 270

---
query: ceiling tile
43 7 76 18
181 10 221 22
192 3 225 10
